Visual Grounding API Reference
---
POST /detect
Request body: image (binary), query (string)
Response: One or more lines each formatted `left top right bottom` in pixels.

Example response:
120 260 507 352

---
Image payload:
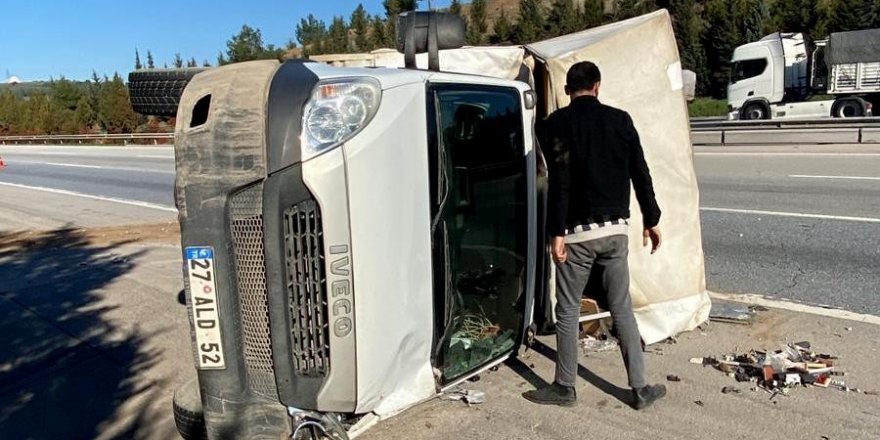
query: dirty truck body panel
174 59 536 438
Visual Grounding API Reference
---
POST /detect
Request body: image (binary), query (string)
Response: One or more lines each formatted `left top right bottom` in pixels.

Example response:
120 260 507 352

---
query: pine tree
146 51 155 69
821 0 872 34
187 57 198 67
352 4 370 51
515 0 546 44
217 51 228 65
770 0 820 35
670 0 708 95
449 0 463 17
297 14 328 55
615 0 656 21
371 16 389 49
491 9 514 44
467 0 489 45
135 50 143 70
174 53 184 68
702 0 739 98
225 25 268 63
203 59 211 67
733 0 769 43
73 94 96 131
327 17 350 54
581 0 605 29
547 0 579 38
97 74 138 134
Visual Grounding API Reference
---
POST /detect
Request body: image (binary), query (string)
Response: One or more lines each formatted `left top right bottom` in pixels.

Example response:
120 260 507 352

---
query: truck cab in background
727 29 880 120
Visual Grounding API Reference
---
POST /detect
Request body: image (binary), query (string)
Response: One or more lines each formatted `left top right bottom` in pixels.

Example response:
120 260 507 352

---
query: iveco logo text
329 245 353 337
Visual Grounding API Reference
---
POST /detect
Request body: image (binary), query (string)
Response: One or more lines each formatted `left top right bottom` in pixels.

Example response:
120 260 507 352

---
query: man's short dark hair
566 61 601 93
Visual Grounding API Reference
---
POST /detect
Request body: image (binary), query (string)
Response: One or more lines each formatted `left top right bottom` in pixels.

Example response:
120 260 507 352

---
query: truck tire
173 378 208 440
831 98 865 118
741 102 769 120
128 68 209 117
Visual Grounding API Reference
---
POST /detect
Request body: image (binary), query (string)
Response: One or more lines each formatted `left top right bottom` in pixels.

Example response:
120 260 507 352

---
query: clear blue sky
0 0 452 81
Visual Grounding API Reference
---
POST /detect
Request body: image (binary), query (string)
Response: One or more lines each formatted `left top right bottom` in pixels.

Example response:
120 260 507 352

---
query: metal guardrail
0 133 175 145
690 117 880 145
2 118 880 146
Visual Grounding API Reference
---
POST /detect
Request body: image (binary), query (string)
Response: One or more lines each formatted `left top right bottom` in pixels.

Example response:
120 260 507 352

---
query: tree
217 51 228 65
352 4 370 51
702 0 739 98
174 53 184 68
770 0 820 35
383 1 419 48
670 0 709 95
135 50 143 70
615 0 656 21
203 59 211 67
225 25 268 63
547 0 579 38
491 9 514 44
97 74 138 134
820 0 873 34
297 14 328 55
188 57 198 68
146 50 155 69
581 0 605 29
326 17 350 54
467 0 489 45
50 77 84 113
449 0 463 17
515 0 545 44
371 15 389 49
73 94 96 131
733 0 769 43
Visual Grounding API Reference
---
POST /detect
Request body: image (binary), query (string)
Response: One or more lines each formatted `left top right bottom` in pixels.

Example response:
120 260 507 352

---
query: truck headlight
301 78 381 161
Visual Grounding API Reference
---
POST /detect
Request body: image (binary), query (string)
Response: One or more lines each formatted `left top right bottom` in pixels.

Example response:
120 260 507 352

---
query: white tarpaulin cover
313 9 707 347
527 10 710 344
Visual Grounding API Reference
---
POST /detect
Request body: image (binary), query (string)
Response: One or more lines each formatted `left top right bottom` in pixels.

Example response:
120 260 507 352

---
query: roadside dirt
0 221 180 251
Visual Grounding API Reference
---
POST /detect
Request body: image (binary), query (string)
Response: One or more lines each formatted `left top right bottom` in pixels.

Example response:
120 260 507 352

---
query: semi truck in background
727 28 880 120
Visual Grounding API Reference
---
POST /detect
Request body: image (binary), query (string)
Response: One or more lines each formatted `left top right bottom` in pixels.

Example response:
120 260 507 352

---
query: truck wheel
741 103 768 120
173 378 208 440
128 68 209 117
831 98 865 118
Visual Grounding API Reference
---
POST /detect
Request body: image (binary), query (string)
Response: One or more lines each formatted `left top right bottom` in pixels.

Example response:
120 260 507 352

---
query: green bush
688 97 729 118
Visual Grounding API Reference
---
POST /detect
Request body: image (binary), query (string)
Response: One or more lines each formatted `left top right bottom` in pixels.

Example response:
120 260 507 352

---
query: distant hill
0 80 89 99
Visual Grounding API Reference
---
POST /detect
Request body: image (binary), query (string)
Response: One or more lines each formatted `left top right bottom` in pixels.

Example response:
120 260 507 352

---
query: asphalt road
0 145 175 207
1 143 878 315
695 144 880 315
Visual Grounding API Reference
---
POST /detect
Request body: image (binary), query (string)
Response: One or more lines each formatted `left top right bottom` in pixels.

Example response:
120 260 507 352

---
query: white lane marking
0 181 177 213
789 174 880 181
710 292 880 326
701 207 880 223
696 152 880 157
136 155 174 159
45 162 103 169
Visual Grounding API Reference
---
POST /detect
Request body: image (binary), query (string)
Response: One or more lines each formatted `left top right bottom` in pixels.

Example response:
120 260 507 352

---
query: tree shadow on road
0 226 173 439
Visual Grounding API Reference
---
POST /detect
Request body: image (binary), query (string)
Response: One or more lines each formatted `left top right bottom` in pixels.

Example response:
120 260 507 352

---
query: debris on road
696 341 874 395
694 400 705 407
721 386 741 394
581 336 618 353
442 387 486 405
709 302 762 325
666 374 681 382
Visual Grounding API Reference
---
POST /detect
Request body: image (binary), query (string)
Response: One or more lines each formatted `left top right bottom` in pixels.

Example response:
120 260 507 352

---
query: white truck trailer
727 28 880 120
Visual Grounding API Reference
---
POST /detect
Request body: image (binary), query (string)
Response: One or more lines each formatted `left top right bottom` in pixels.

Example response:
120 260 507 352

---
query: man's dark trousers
554 234 646 389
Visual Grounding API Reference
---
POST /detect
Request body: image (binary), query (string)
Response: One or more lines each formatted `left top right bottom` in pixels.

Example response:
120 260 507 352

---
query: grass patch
688 98 728 118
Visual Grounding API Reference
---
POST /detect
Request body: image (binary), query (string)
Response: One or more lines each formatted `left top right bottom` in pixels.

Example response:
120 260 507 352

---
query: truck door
427 83 533 384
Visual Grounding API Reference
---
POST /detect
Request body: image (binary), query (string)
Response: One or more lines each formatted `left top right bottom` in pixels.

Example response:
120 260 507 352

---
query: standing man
524 61 666 409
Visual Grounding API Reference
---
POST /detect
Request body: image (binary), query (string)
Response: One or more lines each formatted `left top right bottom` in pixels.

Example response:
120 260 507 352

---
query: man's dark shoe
632 384 666 410
522 382 577 407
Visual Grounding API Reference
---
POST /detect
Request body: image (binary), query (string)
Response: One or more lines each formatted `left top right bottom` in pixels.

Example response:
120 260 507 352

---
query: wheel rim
745 106 764 120
837 102 861 118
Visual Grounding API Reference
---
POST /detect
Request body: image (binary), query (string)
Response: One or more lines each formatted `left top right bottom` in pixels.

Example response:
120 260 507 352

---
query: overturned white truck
145 9 708 440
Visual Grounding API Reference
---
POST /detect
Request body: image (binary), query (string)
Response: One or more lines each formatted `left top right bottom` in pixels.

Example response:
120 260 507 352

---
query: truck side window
732 58 768 82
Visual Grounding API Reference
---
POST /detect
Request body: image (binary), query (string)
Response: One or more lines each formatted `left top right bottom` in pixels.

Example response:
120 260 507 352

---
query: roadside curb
709 291 880 326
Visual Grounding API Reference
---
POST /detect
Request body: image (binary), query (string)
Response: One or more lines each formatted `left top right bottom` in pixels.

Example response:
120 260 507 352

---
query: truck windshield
731 58 768 83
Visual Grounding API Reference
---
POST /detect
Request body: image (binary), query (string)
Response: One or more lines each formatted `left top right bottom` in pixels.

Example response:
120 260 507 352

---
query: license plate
185 246 226 369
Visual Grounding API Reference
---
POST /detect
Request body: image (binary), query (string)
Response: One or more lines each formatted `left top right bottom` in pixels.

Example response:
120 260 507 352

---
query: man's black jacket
537 95 661 237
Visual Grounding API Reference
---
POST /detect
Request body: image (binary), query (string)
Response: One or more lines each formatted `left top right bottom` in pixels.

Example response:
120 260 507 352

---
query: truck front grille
229 184 278 398
284 200 330 377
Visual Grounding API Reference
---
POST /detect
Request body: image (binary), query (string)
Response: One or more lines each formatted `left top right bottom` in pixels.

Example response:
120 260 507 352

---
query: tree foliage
491 9 515 44
547 0 580 38
515 0 545 44
467 0 489 45
581 0 605 29
351 4 370 52
222 24 284 64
